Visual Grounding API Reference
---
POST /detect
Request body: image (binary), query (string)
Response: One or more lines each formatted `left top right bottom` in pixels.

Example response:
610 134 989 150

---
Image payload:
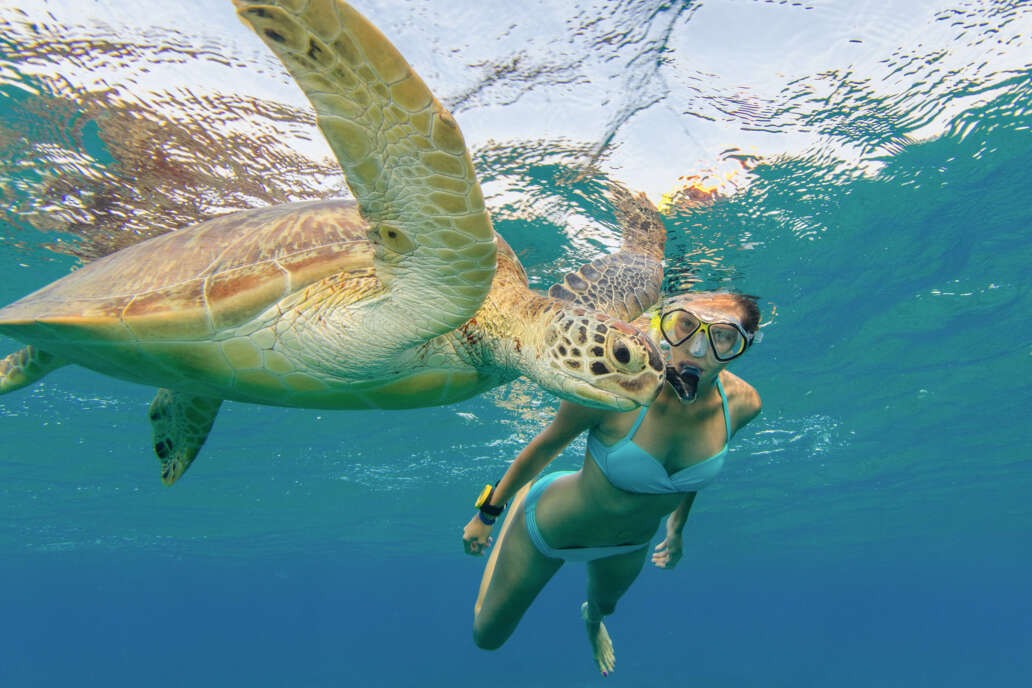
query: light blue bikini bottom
524 471 650 562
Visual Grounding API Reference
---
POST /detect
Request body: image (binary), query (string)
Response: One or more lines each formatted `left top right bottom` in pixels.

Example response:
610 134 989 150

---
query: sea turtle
0 0 667 485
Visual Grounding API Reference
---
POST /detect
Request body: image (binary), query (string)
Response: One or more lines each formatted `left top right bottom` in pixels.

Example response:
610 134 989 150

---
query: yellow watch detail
474 484 493 509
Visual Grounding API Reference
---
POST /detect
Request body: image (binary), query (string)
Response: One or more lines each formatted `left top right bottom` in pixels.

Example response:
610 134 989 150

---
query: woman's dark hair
733 294 762 335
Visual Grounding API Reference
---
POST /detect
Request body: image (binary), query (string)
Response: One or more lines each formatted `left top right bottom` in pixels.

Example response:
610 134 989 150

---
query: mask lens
709 324 744 359
660 310 700 347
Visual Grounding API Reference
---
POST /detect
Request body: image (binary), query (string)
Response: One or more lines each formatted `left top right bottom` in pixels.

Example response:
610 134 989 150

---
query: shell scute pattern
122 280 213 340
137 341 236 391
262 349 295 376
249 328 277 351
277 241 371 288
205 262 291 331
220 338 262 370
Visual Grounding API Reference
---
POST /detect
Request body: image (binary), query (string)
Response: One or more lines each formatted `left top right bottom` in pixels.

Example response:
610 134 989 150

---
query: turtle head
531 306 665 410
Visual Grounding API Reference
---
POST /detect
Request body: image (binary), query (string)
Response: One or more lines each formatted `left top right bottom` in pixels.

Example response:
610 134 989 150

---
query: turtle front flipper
0 346 67 394
148 389 223 486
235 1 497 351
548 186 666 322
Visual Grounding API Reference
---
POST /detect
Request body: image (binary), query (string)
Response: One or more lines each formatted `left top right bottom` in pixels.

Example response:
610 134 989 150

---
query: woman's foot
581 602 615 676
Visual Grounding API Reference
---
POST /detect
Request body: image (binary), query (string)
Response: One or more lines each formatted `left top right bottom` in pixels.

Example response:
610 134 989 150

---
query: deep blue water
2 1 1031 686
3 548 1030 686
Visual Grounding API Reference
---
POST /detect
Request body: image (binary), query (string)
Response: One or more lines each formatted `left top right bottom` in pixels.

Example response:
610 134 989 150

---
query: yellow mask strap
647 309 670 359
648 310 663 339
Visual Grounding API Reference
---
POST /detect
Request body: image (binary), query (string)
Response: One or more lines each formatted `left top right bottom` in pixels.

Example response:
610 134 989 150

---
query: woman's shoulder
718 371 762 432
550 399 612 435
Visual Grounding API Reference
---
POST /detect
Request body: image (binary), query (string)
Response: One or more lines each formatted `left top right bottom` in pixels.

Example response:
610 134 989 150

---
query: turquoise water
2 1 1030 685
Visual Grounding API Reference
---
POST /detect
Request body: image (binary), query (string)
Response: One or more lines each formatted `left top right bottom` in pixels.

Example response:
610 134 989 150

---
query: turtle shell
1 200 366 334
0 199 377 389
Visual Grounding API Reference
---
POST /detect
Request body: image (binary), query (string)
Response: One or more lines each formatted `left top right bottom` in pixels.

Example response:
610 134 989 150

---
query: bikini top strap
624 405 650 442
716 376 732 440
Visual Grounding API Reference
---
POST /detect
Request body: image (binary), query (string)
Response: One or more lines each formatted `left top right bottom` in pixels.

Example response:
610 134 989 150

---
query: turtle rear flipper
148 389 223 486
0 346 67 394
549 186 666 322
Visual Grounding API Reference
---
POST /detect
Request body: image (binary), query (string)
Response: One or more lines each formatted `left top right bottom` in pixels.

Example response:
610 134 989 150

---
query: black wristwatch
474 483 505 525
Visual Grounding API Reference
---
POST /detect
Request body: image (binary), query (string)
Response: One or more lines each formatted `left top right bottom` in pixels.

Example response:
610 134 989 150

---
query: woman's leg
472 483 564 650
585 545 649 617
581 545 650 674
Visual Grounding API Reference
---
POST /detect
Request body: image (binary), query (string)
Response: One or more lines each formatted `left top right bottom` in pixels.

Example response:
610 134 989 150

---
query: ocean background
1 0 1030 685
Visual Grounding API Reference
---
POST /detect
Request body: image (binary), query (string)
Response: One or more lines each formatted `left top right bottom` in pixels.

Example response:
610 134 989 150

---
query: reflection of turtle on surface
0 0 668 485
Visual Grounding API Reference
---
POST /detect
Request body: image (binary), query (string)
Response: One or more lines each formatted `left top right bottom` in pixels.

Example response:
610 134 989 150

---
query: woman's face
657 294 751 402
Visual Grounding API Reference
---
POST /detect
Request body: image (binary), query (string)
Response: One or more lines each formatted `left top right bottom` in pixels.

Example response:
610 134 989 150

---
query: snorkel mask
649 306 761 404
650 310 698 403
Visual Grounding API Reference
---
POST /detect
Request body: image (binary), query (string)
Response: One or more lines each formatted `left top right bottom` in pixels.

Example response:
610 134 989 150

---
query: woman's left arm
652 492 696 569
723 371 763 436
652 375 762 569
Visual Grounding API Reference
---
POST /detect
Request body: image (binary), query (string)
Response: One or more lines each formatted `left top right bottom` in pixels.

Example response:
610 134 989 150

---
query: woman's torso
533 372 742 549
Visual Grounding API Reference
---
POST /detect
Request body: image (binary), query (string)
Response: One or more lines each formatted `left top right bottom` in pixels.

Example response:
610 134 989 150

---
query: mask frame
654 308 759 362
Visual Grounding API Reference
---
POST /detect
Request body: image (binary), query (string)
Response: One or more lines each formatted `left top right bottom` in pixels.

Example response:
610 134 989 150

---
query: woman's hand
462 515 494 556
651 532 683 569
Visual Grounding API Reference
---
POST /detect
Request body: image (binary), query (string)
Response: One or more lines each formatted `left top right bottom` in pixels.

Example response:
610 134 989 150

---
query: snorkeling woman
461 291 763 675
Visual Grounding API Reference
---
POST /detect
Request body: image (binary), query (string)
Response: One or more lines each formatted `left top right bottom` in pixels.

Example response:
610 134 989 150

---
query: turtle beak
566 380 641 411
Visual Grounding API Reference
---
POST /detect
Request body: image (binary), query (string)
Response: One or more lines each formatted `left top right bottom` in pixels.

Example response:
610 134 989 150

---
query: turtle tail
0 346 67 395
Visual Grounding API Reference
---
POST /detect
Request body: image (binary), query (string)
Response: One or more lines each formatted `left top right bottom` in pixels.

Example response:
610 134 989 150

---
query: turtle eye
613 342 630 365
607 332 645 372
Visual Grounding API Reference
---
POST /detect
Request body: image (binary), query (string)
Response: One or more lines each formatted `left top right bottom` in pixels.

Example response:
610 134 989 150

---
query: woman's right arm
462 400 604 555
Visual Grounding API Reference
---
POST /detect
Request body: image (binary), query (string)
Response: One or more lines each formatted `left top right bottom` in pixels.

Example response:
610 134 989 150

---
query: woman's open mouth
666 363 701 403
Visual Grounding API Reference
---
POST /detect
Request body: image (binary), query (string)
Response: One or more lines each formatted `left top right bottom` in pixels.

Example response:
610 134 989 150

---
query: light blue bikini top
587 378 731 495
